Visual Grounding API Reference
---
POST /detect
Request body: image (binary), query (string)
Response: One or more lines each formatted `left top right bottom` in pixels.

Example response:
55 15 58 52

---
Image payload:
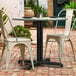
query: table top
12 17 67 21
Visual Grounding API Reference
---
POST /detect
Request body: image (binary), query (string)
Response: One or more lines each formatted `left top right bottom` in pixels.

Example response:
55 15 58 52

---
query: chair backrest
0 10 17 39
55 9 76 37
64 9 73 36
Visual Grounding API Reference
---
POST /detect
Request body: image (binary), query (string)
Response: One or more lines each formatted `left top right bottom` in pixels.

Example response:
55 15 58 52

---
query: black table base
18 58 63 70
18 21 63 70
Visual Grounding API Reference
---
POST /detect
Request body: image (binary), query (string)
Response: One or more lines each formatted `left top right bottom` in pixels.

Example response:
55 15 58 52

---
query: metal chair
45 9 76 62
0 10 34 71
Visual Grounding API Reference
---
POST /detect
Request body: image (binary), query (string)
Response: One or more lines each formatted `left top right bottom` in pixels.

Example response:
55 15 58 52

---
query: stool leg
57 38 64 62
69 39 76 61
44 36 50 58
5 43 13 72
19 44 25 65
28 42 34 70
0 43 5 66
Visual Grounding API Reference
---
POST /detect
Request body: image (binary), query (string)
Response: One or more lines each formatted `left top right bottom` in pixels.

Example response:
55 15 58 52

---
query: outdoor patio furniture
45 9 76 62
13 16 66 68
0 10 34 72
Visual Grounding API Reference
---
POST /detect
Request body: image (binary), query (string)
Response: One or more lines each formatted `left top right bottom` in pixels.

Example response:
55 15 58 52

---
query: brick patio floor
0 28 76 76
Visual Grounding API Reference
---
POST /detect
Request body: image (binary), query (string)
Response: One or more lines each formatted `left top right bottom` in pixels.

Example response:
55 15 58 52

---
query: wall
0 0 24 32
39 0 48 9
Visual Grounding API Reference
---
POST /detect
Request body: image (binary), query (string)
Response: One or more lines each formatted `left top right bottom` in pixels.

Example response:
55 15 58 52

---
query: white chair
45 9 76 62
0 10 34 71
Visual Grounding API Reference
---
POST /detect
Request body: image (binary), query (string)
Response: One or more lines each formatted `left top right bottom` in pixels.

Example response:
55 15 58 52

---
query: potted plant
24 0 49 27
24 0 34 17
24 0 35 28
9 25 32 40
33 5 43 17
33 5 50 27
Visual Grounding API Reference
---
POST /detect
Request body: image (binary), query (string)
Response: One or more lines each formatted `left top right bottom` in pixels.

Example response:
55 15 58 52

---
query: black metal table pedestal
18 21 63 69
18 59 63 70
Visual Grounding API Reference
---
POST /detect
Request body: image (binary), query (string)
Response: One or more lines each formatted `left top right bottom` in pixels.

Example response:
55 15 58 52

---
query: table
13 17 66 69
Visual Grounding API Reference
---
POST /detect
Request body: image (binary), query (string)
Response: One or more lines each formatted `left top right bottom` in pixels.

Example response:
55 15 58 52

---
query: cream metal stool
0 10 34 71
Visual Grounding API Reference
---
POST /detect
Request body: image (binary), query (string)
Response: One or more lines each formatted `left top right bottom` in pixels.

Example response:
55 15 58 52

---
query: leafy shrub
9 25 32 40
64 1 76 9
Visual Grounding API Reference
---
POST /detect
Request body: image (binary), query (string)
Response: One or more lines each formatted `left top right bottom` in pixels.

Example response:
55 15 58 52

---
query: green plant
34 5 43 13
24 0 39 8
33 5 43 17
33 4 48 17
24 0 35 8
34 5 48 15
42 8 48 17
9 25 32 40
64 1 76 9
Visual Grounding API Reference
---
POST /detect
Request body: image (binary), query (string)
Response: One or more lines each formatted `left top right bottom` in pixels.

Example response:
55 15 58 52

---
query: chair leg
69 39 76 61
44 36 50 58
0 43 5 66
28 42 34 70
5 43 13 72
56 38 61 62
56 38 64 62
19 44 25 65
60 38 64 62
